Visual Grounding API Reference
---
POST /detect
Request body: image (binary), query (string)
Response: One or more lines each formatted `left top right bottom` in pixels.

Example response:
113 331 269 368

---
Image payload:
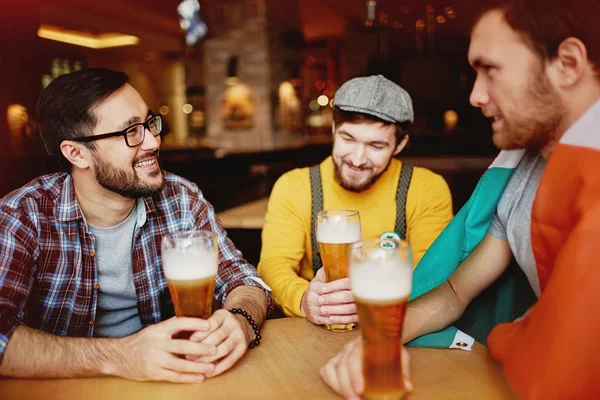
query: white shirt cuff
449 330 475 351
249 276 272 291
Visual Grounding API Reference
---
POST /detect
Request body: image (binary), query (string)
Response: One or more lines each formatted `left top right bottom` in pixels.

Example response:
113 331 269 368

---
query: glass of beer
316 209 361 332
162 231 218 328
350 238 412 400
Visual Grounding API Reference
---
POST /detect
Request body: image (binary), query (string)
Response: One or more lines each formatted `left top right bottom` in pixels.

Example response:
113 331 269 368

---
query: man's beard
333 157 393 193
92 150 165 199
493 65 565 152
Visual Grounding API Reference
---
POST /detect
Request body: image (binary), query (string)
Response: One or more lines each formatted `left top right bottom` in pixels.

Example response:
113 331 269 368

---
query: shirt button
90 251 96 257
89 320 95 326
93 284 100 290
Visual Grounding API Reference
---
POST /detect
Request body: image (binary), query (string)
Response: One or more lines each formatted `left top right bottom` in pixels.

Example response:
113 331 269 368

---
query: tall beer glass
316 209 361 332
162 231 218 326
350 238 412 400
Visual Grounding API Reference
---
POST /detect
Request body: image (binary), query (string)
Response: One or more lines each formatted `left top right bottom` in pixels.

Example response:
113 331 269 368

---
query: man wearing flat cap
258 75 453 327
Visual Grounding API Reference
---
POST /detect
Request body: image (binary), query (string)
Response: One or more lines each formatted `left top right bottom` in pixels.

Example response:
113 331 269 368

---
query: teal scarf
407 150 536 348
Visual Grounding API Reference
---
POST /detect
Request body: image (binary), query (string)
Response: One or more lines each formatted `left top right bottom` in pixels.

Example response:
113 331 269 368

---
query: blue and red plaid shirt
0 172 271 359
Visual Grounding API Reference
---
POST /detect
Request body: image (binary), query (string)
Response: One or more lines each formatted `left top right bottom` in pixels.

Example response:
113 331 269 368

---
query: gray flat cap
333 75 414 123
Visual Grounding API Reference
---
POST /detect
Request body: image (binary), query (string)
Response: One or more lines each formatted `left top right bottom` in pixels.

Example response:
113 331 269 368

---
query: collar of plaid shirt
54 174 156 225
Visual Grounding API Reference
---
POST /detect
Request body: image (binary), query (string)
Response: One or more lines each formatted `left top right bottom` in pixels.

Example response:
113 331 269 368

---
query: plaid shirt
0 172 271 359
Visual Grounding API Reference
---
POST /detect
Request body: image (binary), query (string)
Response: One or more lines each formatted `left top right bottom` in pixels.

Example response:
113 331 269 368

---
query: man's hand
112 317 217 383
320 337 412 400
300 267 358 326
187 309 252 378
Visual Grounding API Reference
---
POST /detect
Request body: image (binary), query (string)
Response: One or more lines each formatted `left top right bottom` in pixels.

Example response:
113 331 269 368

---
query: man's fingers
310 311 336 325
332 339 363 400
195 326 229 347
321 303 357 316
162 317 210 335
307 283 325 305
314 267 327 282
156 369 206 383
206 343 247 377
320 345 351 395
167 339 217 356
347 343 364 395
304 269 330 324
193 337 236 363
321 277 351 293
329 314 359 324
188 329 211 343
321 360 343 395
319 290 355 305
331 346 346 364
336 354 360 400
310 303 359 324
162 355 216 375
204 310 228 333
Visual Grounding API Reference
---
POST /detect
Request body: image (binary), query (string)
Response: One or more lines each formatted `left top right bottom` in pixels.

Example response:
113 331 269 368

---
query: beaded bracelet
229 308 261 349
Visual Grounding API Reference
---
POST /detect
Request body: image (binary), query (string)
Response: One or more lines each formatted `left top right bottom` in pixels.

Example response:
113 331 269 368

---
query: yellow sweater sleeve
258 170 311 317
405 167 453 266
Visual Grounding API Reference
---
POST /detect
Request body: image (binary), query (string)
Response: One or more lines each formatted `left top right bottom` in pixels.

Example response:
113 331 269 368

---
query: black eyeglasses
72 114 163 148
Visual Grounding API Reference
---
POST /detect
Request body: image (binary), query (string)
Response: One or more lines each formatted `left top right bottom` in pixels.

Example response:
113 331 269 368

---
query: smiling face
87 83 164 199
332 121 400 193
468 10 566 151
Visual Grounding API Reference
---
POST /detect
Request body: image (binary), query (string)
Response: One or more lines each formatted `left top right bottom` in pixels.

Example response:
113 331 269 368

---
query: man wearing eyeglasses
0 68 271 382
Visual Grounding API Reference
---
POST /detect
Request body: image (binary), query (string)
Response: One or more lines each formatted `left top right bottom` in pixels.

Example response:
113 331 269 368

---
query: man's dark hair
332 106 409 146
37 68 129 169
476 0 599 73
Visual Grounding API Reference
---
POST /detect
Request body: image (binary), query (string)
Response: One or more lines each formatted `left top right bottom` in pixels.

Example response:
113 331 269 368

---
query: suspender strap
310 163 413 274
394 164 413 240
309 165 323 274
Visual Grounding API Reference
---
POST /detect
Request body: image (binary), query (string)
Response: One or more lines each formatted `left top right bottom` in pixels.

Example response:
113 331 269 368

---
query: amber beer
350 239 413 400
162 231 218 336
316 210 361 332
167 275 216 319
317 233 361 283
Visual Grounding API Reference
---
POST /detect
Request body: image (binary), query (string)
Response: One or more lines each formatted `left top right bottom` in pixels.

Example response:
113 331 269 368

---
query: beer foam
350 260 412 301
316 221 361 244
162 248 218 280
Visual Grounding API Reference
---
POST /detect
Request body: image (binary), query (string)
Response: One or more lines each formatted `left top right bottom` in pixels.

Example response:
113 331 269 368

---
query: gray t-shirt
488 151 547 297
90 205 143 337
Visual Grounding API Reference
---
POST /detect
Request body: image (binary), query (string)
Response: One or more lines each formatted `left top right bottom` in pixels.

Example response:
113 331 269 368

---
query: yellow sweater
258 156 453 317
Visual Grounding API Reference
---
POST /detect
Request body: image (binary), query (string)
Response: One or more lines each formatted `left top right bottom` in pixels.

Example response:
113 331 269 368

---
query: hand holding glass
162 231 218 335
316 209 361 332
350 238 413 400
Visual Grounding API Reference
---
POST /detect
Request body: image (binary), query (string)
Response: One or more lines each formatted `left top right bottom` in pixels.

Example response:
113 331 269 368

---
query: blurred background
0 0 496 264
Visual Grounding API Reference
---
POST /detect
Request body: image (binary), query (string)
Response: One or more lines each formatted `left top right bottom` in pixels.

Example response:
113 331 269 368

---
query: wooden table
0 318 512 400
216 197 269 229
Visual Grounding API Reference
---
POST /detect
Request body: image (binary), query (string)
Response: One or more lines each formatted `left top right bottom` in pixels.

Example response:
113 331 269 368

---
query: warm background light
317 95 329 107
37 25 139 49
444 110 459 131
225 76 240 86
279 82 296 99
7 104 28 140
182 104 193 114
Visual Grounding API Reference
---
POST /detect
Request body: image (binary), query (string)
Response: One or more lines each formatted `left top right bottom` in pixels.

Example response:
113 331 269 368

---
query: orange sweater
488 101 600 399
